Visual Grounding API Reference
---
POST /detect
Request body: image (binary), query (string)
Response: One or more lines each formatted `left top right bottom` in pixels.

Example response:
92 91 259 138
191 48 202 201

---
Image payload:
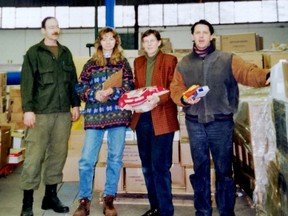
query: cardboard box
220 33 257 52
0 96 7 113
270 61 288 101
125 167 147 193
235 52 263 69
172 140 180 164
262 52 288 69
62 151 80 182
11 130 25 148
0 112 7 123
0 72 7 86
10 97 22 113
122 144 141 167
10 112 23 123
9 87 21 97
94 163 124 193
0 84 6 97
171 163 185 187
8 148 25 164
0 125 11 169
180 140 193 167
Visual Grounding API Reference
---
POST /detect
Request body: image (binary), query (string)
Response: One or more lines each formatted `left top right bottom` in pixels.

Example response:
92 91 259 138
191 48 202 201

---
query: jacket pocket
62 64 74 82
39 68 54 84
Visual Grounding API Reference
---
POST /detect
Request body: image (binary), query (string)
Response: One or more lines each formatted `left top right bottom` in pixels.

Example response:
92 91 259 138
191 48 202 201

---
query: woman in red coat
130 29 179 216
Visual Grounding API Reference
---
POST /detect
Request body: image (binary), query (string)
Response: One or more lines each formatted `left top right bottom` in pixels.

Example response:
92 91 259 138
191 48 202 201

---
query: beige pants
20 112 72 190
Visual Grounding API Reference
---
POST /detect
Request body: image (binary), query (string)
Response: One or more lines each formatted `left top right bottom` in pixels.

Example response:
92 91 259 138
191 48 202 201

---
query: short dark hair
141 29 162 42
41 16 55 29
191 19 214 35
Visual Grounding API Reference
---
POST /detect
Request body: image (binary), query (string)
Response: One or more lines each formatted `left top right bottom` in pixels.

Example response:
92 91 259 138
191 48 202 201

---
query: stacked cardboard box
0 72 7 124
263 99 288 215
262 52 288 69
217 33 260 53
0 125 11 169
9 87 24 129
233 86 276 212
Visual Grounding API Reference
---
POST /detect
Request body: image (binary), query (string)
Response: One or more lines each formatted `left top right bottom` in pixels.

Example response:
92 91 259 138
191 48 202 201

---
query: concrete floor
0 165 256 216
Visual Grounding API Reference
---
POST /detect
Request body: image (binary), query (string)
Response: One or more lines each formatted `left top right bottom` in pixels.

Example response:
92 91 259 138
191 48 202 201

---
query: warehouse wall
0 22 287 65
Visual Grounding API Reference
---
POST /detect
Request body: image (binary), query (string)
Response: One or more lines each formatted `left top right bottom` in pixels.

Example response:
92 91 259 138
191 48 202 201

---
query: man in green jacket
20 16 80 216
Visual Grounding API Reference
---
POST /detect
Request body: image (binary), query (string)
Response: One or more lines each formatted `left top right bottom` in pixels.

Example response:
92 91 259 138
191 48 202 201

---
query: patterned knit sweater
75 58 134 129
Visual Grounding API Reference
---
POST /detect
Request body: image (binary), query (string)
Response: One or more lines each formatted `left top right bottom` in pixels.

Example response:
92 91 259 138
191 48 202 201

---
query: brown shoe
103 195 117 216
73 198 91 216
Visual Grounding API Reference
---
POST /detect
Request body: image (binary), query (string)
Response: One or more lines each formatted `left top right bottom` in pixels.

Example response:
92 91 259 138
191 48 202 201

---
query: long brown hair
91 27 124 66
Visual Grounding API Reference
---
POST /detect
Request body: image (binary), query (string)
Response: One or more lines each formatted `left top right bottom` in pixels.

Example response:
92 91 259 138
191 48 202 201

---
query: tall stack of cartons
265 60 288 215
0 125 11 170
9 87 24 129
232 84 278 214
0 72 7 124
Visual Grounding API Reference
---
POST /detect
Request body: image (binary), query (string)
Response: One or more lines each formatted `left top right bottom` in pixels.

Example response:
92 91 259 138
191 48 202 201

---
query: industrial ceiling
0 0 255 7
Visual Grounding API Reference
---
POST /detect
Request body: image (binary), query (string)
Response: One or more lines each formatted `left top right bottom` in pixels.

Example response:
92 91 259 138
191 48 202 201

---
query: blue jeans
78 126 126 200
186 118 236 216
136 112 174 216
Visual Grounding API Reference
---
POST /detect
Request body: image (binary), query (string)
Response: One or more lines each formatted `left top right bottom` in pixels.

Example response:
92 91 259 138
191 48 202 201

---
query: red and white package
118 86 169 112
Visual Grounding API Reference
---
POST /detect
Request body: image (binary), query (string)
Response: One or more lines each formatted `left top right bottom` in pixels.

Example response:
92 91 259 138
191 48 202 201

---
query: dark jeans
136 112 174 216
186 118 236 216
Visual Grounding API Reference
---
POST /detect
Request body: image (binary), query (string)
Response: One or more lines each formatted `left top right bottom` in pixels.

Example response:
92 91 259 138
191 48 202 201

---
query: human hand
265 77 270 86
71 107 80 122
101 87 113 97
23 112 36 128
184 97 201 105
95 90 109 102
146 94 160 108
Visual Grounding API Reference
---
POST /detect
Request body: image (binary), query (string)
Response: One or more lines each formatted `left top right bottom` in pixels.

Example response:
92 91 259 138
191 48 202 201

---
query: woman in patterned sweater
73 27 134 216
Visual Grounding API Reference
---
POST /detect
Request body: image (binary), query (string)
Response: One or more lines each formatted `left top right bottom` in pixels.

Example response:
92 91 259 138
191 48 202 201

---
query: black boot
41 184 69 213
20 190 34 216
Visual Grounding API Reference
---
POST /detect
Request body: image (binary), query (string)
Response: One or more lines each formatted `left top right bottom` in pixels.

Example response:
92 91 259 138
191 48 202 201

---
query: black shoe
41 195 69 213
20 207 33 216
141 208 160 216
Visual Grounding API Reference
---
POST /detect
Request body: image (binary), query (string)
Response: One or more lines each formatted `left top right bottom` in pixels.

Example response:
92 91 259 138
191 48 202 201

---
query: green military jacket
21 39 80 114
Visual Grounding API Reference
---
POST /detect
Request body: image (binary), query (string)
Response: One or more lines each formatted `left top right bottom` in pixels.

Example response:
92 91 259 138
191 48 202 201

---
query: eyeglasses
143 39 158 45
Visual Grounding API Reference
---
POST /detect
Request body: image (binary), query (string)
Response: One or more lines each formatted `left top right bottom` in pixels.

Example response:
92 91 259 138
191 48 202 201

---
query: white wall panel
234 2 249 23
0 8 2 28
278 0 288 22
177 4 192 25
262 1 278 23
97 6 105 28
2 7 16 28
149 4 163 26
56 7 69 28
219 1 235 24
114 5 123 27
204 2 219 24
123 6 135 27
138 5 148 26
41 7 55 20
246 1 262 23
191 3 204 24
163 4 177 26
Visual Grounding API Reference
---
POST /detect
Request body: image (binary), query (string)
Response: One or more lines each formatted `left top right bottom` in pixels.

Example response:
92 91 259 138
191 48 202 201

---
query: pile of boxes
0 73 7 124
232 60 288 215
0 73 25 172
63 111 216 196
